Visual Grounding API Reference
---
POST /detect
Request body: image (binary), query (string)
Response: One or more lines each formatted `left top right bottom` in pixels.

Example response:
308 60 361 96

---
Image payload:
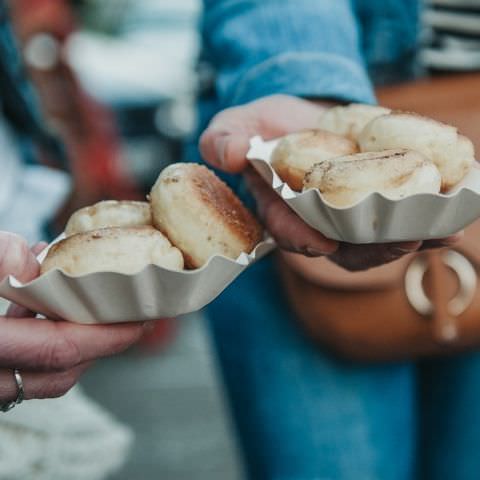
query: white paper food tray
247 136 480 243
0 235 275 324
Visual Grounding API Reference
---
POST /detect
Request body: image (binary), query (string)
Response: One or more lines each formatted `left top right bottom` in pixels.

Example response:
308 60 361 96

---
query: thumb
3 239 48 318
31 241 48 257
0 232 42 284
199 95 332 173
199 105 255 173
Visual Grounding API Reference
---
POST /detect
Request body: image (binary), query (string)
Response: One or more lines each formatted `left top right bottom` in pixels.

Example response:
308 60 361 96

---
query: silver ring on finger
0 369 25 413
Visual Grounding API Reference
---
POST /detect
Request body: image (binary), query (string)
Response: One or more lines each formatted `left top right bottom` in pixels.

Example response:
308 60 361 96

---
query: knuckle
38 331 82 371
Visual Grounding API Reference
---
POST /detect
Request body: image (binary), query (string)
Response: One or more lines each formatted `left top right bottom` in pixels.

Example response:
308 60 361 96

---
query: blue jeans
207 257 480 480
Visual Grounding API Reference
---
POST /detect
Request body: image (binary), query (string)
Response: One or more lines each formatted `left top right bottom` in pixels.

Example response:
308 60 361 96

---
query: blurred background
2 0 480 479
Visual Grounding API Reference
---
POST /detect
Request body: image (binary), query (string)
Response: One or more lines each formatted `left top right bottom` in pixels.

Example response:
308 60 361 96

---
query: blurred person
10 0 176 352
193 1 478 479
10 0 141 232
0 1 144 411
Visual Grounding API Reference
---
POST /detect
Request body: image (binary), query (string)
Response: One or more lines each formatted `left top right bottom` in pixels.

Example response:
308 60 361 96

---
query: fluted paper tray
0 236 275 324
247 136 480 243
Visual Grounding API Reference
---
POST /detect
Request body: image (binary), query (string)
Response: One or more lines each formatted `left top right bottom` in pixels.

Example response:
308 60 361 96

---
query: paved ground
81 312 244 480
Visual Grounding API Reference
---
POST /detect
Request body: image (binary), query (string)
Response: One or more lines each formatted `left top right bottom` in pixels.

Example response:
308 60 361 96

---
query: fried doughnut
358 112 475 191
41 227 184 276
150 163 263 268
65 200 152 236
270 129 359 191
318 104 391 141
303 149 441 208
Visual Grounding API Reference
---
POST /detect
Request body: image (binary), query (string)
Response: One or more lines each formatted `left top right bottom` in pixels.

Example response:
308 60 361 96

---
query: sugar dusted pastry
271 129 358 191
41 227 184 276
65 200 152 236
358 112 475 191
303 149 441 207
150 163 263 268
318 104 391 141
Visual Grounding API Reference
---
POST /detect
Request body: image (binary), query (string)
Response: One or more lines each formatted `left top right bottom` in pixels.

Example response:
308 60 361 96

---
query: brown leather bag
277 75 480 362
279 221 480 361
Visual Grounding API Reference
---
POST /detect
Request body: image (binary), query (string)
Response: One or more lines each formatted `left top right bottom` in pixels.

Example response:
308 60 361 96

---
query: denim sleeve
202 0 376 108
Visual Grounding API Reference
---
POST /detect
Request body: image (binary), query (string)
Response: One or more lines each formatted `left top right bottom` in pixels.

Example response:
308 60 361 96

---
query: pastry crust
318 104 391 141
303 149 442 208
358 112 475 191
150 163 263 268
271 129 359 191
65 200 152 236
41 227 184 276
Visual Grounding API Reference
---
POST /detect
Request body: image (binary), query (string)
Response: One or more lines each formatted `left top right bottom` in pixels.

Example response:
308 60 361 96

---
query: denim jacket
193 0 422 191
200 0 422 111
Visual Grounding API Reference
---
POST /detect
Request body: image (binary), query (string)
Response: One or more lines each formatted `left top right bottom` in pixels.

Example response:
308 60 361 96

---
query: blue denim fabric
193 1 480 479
201 0 375 107
208 259 417 480
200 0 421 108
208 258 480 480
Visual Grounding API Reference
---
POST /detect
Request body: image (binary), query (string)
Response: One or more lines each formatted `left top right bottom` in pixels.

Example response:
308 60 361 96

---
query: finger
0 316 145 372
31 242 48 256
5 242 51 318
0 232 41 283
6 303 36 318
421 231 464 251
200 95 328 172
199 106 255 173
244 169 337 255
329 241 422 272
0 362 91 402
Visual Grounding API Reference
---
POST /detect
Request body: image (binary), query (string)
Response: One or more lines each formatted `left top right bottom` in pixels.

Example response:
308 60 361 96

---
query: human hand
200 94 460 270
0 232 145 405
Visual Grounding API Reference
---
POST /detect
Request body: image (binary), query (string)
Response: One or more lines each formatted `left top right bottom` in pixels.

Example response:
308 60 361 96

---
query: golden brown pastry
270 129 359 191
150 163 263 268
318 104 391 141
358 112 475 191
303 149 442 208
41 227 184 276
65 200 151 236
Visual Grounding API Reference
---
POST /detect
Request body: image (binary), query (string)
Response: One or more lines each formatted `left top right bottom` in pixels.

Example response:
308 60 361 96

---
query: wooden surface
377 73 480 152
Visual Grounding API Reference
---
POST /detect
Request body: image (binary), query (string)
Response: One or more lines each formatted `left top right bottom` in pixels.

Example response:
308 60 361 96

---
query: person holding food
0 1 478 479
0 0 266 411
194 1 480 479
0 4 145 412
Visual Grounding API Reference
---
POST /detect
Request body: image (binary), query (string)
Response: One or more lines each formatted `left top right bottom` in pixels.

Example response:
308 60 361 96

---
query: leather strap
427 251 459 344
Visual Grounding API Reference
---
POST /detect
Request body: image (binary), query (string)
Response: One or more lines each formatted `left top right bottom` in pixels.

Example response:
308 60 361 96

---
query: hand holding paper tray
0 163 275 324
0 236 274 324
247 136 480 244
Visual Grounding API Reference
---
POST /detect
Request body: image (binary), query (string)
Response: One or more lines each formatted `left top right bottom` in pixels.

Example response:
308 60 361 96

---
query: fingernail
214 136 228 167
444 231 464 245
390 246 419 256
305 244 337 257
304 247 325 257
390 241 422 255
